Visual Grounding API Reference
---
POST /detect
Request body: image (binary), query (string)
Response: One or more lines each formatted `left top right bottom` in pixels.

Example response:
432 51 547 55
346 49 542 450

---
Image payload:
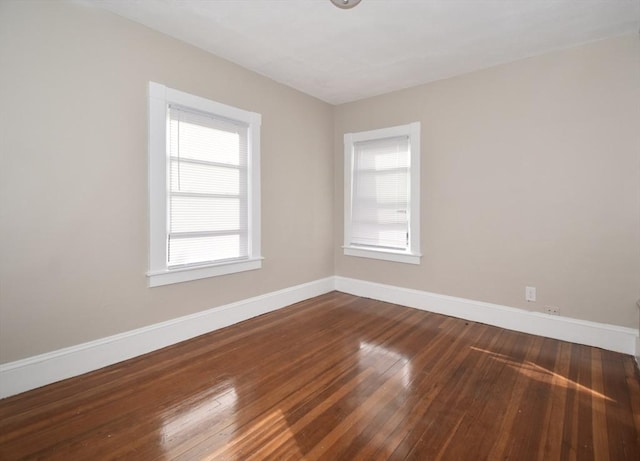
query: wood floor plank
598 351 625 460
0 291 638 460
537 340 572 460
577 345 596 461
590 348 610 461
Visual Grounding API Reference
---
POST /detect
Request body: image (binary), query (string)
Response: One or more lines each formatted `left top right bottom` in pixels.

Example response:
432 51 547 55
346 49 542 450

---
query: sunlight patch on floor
470 346 615 402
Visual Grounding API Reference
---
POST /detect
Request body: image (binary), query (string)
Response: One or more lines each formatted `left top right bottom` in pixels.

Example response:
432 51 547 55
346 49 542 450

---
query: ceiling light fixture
330 0 362 9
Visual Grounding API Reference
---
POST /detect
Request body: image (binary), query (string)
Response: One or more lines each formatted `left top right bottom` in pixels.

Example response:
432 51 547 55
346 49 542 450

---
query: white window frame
147 82 262 287
343 122 421 265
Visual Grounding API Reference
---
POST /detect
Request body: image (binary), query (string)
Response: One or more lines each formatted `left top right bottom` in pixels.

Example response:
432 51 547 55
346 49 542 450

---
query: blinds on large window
168 105 249 267
350 136 410 250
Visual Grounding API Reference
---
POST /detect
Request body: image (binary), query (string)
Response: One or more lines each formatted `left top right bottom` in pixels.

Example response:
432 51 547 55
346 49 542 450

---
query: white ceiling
86 0 640 104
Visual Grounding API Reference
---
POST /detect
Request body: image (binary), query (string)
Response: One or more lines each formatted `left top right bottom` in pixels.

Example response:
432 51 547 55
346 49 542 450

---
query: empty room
1 0 639 459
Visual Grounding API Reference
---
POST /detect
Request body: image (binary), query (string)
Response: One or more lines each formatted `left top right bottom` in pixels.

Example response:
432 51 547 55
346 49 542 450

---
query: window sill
147 257 263 287
343 246 421 265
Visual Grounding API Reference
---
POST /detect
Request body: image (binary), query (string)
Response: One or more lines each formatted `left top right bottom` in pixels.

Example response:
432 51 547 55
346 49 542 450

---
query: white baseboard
0 277 334 399
2 275 637 399
334 276 639 356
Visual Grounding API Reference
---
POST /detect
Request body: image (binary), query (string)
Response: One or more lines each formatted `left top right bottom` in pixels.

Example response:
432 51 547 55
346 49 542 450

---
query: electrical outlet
545 306 560 315
525 286 536 302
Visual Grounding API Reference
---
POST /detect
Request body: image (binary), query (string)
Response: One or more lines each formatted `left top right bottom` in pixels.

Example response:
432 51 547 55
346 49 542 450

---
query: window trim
147 82 262 287
343 122 421 265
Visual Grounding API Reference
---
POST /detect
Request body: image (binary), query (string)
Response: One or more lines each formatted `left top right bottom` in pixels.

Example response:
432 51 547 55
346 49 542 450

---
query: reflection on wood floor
1 291 639 460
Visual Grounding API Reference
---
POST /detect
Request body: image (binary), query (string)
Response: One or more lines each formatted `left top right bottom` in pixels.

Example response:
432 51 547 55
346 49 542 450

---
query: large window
343 122 421 264
148 82 262 287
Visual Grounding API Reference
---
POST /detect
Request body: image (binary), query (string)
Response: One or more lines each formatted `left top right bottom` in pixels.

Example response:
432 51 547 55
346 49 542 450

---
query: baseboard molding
0 277 334 399
334 276 639 356
3 275 637 399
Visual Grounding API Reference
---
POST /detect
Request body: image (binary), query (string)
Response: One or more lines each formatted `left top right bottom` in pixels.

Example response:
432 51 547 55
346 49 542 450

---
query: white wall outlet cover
525 286 537 302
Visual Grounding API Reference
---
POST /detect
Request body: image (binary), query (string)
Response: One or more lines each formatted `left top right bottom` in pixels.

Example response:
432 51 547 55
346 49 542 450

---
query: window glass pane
170 196 242 233
169 107 248 166
168 234 245 267
350 224 407 249
170 161 242 195
353 171 408 205
352 207 408 226
353 137 409 170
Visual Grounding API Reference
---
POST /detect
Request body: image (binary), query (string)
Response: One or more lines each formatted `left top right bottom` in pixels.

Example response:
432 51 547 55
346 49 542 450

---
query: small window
343 122 421 264
147 82 262 287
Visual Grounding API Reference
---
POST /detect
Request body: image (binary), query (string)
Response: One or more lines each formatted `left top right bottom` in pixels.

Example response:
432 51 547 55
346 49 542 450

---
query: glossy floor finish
1 292 639 460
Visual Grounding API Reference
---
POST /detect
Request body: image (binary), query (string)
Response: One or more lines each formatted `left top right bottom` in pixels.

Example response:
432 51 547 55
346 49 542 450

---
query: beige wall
335 34 640 329
0 2 334 362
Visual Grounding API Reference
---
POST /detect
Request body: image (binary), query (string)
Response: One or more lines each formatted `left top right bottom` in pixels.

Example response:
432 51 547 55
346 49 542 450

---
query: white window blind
350 136 410 250
168 105 249 268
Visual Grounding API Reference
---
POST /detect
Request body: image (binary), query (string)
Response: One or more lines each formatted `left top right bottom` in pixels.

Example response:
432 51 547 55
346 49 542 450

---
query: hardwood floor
1 291 639 460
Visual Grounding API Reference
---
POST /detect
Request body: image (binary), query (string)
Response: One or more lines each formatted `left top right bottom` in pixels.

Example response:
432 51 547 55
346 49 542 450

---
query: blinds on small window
168 105 249 267
351 136 410 250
